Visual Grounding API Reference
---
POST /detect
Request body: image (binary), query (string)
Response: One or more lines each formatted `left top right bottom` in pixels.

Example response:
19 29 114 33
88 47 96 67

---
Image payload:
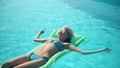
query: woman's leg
1 54 30 68
13 59 47 68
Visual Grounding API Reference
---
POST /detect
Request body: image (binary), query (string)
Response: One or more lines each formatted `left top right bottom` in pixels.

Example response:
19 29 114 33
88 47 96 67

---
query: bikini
29 40 63 61
52 40 63 51
29 52 48 61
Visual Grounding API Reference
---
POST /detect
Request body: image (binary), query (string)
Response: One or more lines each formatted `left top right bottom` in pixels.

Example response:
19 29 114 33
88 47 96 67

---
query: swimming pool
0 0 120 68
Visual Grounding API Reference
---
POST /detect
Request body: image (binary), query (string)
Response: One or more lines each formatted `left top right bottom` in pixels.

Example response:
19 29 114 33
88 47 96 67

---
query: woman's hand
40 29 45 34
103 48 111 51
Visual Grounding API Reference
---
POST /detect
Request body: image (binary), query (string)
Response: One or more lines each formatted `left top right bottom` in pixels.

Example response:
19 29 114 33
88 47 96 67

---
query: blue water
0 0 120 68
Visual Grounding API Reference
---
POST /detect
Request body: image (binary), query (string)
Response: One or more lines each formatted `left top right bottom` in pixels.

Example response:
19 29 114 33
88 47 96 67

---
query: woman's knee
1 61 12 68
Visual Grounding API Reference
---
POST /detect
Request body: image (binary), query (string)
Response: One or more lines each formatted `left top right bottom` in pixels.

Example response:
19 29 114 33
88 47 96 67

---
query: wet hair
63 26 74 43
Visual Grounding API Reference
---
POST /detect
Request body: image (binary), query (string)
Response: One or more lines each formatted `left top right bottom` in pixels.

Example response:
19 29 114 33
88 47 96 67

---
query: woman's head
58 26 74 42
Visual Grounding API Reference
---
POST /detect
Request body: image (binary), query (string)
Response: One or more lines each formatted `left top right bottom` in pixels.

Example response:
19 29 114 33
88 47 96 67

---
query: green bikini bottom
29 52 48 61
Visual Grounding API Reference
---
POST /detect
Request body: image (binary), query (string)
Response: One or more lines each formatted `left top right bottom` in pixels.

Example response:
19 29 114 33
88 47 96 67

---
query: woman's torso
33 41 62 59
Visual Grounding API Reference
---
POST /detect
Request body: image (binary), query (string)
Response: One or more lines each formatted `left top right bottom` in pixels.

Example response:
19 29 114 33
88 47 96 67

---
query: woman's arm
63 43 111 54
34 29 48 43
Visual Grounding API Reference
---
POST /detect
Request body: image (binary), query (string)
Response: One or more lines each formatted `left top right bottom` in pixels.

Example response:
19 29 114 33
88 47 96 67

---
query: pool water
0 0 120 68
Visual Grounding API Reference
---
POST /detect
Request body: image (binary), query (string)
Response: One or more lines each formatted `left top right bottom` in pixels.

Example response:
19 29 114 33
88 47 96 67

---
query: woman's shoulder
62 42 71 46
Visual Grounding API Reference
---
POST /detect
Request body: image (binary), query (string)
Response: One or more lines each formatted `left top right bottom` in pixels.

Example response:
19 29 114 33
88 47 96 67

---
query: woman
1 26 111 68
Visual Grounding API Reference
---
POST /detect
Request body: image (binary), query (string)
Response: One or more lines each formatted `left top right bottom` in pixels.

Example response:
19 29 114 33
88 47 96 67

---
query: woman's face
58 27 69 41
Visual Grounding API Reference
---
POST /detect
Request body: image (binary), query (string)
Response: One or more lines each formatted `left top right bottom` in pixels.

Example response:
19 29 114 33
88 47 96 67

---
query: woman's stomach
33 43 59 58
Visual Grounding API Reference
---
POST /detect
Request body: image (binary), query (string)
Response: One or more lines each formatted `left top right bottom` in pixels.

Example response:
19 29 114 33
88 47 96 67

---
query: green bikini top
48 38 63 51
53 40 63 51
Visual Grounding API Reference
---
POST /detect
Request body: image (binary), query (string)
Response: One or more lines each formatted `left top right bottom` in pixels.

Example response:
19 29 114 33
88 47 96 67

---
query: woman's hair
63 26 74 42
